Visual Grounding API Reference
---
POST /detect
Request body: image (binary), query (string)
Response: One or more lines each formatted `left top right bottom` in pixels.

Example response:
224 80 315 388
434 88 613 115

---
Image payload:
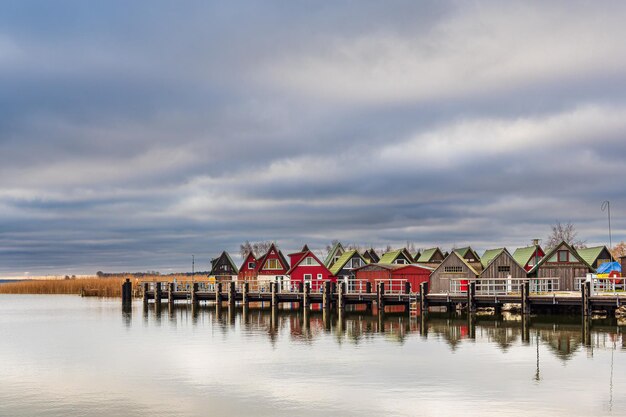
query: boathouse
355 263 432 291
209 251 239 282
429 251 482 293
576 245 614 269
453 246 481 263
379 248 414 265
529 241 593 291
479 248 527 279
287 248 336 291
255 243 290 285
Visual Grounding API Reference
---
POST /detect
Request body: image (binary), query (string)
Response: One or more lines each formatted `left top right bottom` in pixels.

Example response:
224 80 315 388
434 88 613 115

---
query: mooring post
303 282 310 309
122 278 132 306
191 282 199 306
419 281 429 313
338 281 346 310
322 281 331 310
154 282 162 305
521 280 530 315
377 282 385 313
298 282 304 293
168 282 175 305
271 281 277 307
143 282 149 305
366 281 372 294
215 282 222 306
582 280 591 317
228 281 236 308
405 281 411 294
468 281 476 313
521 313 530 344
242 282 249 307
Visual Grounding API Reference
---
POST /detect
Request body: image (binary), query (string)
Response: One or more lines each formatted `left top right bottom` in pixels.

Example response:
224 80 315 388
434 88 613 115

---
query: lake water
0 295 624 417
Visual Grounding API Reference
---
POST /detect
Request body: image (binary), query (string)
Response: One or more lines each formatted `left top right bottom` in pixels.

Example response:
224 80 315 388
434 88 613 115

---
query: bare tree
240 241 273 258
610 241 626 259
325 240 341 257
347 243 362 252
546 221 586 250
384 244 393 254
406 241 416 253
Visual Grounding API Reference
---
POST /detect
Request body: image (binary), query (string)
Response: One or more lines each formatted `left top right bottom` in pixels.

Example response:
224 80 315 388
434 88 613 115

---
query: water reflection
141 303 625 359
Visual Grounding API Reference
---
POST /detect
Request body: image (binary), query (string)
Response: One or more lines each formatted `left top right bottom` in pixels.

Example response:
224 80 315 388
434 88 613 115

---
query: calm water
0 295 625 417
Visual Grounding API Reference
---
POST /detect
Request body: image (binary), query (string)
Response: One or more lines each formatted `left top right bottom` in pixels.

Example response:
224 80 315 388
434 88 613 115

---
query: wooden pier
122 278 626 317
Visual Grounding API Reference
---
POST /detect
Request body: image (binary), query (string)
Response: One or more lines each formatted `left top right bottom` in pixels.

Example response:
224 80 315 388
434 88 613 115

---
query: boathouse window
350 258 362 268
304 274 312 281
302 257 319 266
395 259 407 264
558 250 569 262
265 259 281 269
248 262 256 269
444 266 463 273
497 266 510 273
317 274 322 279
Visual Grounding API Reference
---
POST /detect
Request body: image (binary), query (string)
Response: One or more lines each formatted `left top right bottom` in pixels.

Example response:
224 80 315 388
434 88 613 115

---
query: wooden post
168 282 175 305
521 280 530 315
143 282 149 305
215 282 222 306
242 282 249 307
405 281 411 294
377 282 385 313
154 282 162 304
121 278 132 305
467 281 476 313
419 281 429 313
191 282 198 306
298 282 304 293
322 281 331 310
271 281 277 307
366 281 372 294
338 281 346 310
521 313 530 344
582 280 591 317
228 281 236 308
303 282 310 309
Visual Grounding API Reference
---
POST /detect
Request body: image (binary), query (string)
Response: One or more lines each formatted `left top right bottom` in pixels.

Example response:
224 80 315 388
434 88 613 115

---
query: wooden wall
536 264 590 291
430 253 477 293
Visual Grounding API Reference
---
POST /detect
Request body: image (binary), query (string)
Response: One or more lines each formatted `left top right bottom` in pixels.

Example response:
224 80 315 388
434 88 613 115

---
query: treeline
96 271 210 278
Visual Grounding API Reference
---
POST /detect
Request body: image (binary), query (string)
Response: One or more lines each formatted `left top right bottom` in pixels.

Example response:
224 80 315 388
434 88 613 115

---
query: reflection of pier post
228 303 236 325
122 303 132 327
271 305 278 330
143 282 149 306
242 303 249 324
322 281 331 311
468 314 476 339
228 281 236 309
191 282 198 307
521 313 530 344
582 281 591 317
378 311 385 333
242 282 249 308
420 312 428 337
302 306 310 333
168 282 175 305
582 316 592 347
337 306 345 334
191 302 198 325
338 282 346 310
154 282 162 306
323 306 331 331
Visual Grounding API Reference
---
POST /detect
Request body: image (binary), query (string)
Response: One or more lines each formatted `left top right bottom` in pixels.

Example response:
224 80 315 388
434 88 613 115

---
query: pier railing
449 278 560 295
346 279 369 294
375 279 409 295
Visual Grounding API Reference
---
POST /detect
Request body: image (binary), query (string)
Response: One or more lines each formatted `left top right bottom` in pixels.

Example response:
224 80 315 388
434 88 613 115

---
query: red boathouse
287 248 336 292
354 263 433 292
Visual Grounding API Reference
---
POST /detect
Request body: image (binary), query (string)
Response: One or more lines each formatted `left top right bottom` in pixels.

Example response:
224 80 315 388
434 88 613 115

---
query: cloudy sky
1 0 625 276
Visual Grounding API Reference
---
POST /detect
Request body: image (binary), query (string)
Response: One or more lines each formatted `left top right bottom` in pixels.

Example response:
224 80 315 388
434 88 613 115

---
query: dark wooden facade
362 249 380 264
531 241 592 291
479 249 527 279
210 251 239 282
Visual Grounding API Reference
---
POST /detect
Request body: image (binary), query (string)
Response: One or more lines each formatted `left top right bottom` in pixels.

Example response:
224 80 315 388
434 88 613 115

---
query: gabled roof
433 251 481 276
454 246 480 261
239 252 257 270
479 248 526 275
379 248 413 264
210 251 239 275
286 250 331 275
481 248 505 269
529 240 592 273
300 244 310 252
330 250 367 276
256 243 289 272
577 246 613 266
324 242 345 268
362 249 380 263
417 247 444 263
512 244 543 267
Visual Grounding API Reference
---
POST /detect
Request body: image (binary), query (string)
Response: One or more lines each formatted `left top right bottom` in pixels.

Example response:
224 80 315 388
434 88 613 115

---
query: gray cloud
0 0 625 276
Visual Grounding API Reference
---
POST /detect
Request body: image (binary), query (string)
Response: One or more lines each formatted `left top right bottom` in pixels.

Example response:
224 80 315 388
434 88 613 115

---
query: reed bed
0 274 211 297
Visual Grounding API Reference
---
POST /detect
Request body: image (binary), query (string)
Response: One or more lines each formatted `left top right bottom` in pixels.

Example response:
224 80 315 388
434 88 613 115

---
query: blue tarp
596 261 621 274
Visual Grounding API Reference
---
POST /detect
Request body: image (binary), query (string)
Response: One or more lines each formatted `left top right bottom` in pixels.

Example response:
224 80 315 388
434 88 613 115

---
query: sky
1 0 625 276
